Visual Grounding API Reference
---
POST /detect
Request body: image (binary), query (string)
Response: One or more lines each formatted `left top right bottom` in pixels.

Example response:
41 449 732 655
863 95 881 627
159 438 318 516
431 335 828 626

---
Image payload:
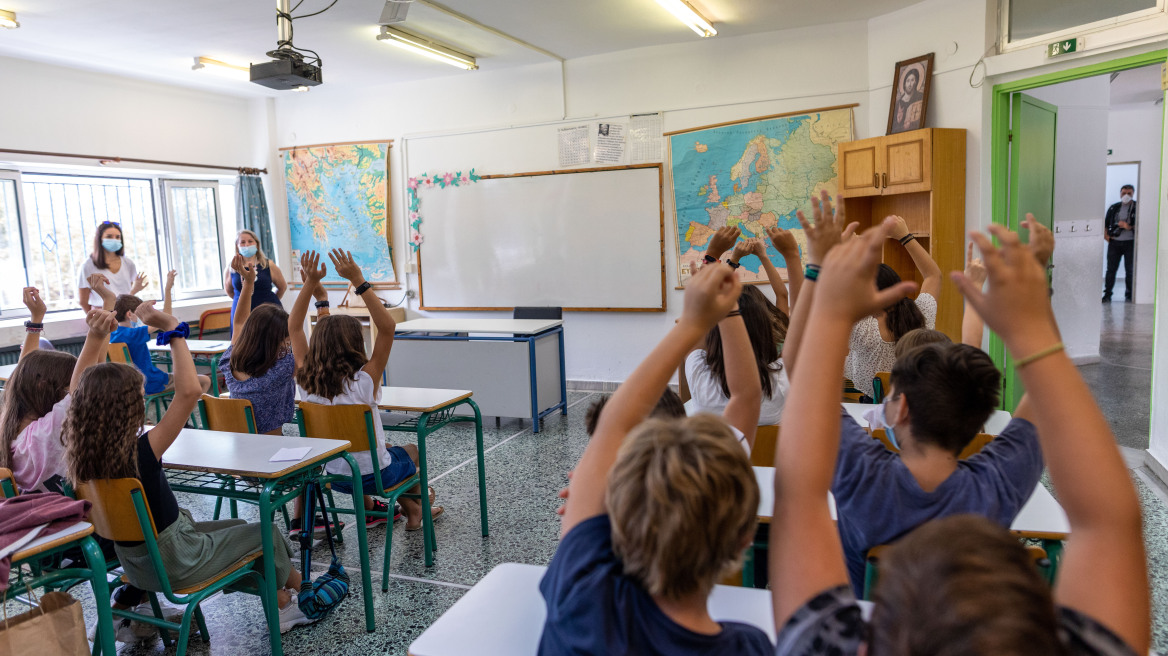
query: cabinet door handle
882 172 888 188
873 173 878 189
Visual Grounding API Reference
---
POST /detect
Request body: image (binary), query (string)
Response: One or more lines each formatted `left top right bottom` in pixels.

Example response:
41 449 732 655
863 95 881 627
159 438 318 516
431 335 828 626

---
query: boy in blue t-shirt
111 288 210 395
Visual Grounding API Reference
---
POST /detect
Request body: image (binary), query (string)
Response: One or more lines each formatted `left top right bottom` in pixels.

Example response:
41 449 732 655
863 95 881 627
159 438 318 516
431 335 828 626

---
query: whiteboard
417 165 665 311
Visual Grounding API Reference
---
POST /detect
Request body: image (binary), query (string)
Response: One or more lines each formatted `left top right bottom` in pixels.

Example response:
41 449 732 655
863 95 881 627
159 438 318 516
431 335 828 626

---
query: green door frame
989 49 1167 411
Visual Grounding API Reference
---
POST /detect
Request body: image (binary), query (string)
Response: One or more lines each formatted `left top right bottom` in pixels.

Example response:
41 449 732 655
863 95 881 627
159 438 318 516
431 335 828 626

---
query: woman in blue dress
222 230 287 331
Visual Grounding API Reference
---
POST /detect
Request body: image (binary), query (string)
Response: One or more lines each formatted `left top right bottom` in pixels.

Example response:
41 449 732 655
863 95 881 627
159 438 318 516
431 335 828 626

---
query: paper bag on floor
0 591 89 656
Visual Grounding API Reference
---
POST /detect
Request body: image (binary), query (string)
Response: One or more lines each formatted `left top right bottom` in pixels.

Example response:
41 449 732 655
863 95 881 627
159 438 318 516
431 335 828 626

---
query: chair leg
150 593 173 648
175 604 197 656
325 487 344 544
280 503 292 531
213 496 224 520
194 604 210 641
382 510 394 592
254 570 282 656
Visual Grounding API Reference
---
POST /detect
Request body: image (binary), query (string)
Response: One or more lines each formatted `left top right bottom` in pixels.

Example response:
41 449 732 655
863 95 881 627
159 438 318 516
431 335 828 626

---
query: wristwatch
354 282 372 296
703 254 718 264
314 300 330 309
155 321 191 346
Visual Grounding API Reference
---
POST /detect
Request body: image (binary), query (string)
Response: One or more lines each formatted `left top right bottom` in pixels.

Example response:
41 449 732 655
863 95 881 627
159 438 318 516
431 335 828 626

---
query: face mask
881 401 900 450
102 238 123 252
130 319 144 329
1121 194 1133 204
239 245 258 258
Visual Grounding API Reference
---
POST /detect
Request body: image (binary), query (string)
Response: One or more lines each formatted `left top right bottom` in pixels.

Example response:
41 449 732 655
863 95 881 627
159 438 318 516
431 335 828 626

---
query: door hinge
1007 132 1013 142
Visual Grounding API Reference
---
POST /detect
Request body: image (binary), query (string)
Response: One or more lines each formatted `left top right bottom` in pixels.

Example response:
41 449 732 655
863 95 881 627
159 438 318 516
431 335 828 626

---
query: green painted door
1002 92 1057 409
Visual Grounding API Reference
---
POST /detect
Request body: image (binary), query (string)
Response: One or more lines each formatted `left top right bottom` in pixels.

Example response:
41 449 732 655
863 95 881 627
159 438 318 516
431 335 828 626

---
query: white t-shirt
78 256 138 308
685 349 789 426
844 292 937 398
298 370 393 477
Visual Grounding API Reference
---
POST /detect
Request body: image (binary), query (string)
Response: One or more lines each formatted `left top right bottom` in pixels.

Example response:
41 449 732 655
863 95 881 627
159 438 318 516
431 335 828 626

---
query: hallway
1077 302 1154 450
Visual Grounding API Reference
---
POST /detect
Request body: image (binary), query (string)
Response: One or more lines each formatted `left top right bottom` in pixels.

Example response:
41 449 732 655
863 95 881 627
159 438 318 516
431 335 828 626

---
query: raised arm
270 263 288 299
223 267 236 299
329 249 396 380
704 225 741 263
71 309 118 392
136 302 199 458
161 270 176 316
887 215 942 299
767 227 804 313
952 226 1149 654
562 263 740 537
771 215 916 625
719 311 761 448
86 274 116 362
229 256 256 345
289 251 326 369
130 272 149 296
19 287 47 360
960 243 987 348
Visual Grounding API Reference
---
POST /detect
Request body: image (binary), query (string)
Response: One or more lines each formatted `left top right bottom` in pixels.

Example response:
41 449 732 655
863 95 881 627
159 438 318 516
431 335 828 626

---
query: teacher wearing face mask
77 220 148 311
223 229 286 330
1103 184 1138 303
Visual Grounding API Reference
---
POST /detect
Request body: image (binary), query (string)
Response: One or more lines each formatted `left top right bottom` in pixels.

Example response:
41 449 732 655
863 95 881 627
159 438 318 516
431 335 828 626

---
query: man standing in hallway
1103 183 1137 303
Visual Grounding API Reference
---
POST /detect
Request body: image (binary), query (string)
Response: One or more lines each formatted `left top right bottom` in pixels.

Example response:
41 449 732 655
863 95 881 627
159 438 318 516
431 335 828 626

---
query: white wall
1108 102 1163 304
1028 76 1111 362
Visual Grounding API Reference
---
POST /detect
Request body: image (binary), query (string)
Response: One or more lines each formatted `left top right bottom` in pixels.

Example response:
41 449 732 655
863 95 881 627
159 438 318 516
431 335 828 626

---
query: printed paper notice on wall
557 125 591 167
594 122 627 164
629 112 663 163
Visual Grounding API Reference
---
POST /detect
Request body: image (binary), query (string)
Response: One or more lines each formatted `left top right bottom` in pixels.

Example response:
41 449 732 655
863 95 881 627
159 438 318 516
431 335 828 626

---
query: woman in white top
77 221 148 311
844 216 942 398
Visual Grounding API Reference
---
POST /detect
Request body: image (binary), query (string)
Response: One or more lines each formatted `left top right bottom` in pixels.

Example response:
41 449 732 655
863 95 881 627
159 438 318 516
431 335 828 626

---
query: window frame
999 0 1166 53
159 179 226 301
0 169 31 317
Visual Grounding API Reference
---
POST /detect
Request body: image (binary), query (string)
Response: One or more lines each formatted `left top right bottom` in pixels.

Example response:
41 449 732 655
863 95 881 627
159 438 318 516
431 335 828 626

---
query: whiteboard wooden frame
416 163 666 312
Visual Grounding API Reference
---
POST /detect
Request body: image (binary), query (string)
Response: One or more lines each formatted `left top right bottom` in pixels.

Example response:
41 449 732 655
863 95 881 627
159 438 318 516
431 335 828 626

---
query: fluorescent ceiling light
377 25 478 70
0 9 19 29
654 0 716 37
191 56 249 80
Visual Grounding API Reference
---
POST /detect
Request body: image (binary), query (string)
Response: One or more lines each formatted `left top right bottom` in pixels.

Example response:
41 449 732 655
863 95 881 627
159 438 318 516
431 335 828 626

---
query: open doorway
999 60 1163 451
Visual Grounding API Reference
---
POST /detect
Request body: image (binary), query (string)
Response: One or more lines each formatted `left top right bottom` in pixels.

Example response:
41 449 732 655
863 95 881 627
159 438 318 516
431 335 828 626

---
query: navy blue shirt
832 411 1044 595
538 514 772 656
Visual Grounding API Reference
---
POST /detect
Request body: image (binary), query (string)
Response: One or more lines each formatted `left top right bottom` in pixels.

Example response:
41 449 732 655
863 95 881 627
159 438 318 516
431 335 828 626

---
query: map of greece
669 108 853 285
285 142 395 285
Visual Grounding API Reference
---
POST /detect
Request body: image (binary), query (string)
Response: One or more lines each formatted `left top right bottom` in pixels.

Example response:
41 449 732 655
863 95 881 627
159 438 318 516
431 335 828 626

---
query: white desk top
0 363 17 381
161 428 350 479
395 319 563 336
842 403 1013 436
753 466 1068 538
12 521 94 563
408 563 778 656
378 387 472 412
147 339 230 354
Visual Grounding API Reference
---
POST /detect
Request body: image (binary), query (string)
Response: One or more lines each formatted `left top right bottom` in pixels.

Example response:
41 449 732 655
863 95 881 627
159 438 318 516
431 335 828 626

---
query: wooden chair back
0 467 17 497
872 372 892 403
870 428 898 452
199 394 257 434
75 478 158 542
198 308 232 338
869 430 995 460
750 425 779 467
297 402 377 454
107 343 133 364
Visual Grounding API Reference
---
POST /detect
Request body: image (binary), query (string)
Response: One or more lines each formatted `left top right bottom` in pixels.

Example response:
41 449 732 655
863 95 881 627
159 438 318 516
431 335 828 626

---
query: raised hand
85 308 118 336
300 250 327 285
231 254 256 284
815 218 917 323
87 273 113 299
706 226 741 260
1022 213 1055 265
795 190 858 266
131 272 149 295
165 269 177 291
749 237 768 258
731 238 755 263
681 262 741 330
328 249 366 287
23 287 46 322
134 300 179 332
767 226 798 256
886 215 911 241
964 241 987 289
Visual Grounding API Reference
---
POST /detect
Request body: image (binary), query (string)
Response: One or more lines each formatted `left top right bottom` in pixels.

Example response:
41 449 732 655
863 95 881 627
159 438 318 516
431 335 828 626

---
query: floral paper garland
406 169 481 252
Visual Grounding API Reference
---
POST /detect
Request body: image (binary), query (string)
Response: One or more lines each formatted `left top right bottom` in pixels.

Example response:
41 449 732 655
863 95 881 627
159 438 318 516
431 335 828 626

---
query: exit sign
1048 38 1083 57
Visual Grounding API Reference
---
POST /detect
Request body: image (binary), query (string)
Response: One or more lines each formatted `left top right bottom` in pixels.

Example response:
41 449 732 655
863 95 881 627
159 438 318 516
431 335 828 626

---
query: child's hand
135 300 179 332
964 242 987 289
23 287 46 321
886 215 911 241
165 270 177 291
329 249 366 287
951 226 1059 353
87 273 114 299
131 272 149 295
85 308 118 337
815 218 917 323
749 237 768 258
300 250 327 285
706 226 741 259
681 262 741 329
1022 213 1055 265
796 190 858 266
231 254 256 284
555 471 573 516
731 238 755 263
767 226 799 256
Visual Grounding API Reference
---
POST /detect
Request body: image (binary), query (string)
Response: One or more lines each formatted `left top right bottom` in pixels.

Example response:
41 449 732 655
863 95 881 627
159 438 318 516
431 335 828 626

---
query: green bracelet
804 264 821 281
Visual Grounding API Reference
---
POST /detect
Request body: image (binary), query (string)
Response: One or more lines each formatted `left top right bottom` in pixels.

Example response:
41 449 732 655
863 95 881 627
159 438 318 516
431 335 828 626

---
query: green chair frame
296 404 423 591
862 541 1059 600
109 342 176 422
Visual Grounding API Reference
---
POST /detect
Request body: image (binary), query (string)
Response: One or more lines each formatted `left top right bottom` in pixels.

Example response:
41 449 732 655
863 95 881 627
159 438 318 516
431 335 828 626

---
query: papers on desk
270 447 312 462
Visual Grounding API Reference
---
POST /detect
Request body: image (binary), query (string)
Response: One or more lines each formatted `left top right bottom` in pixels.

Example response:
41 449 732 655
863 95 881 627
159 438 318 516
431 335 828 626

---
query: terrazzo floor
1078 302 1154 450
8 387 1168 654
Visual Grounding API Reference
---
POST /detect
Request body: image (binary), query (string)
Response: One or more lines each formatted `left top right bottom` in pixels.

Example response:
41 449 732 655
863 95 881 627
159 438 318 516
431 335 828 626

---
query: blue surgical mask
882 401 900 450
239 245 258 258
130 318 144 329
102 238 123 252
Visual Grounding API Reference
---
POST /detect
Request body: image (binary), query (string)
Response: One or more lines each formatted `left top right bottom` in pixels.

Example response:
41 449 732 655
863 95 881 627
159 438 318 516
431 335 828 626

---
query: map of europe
285 142 395 285
670 108 853 285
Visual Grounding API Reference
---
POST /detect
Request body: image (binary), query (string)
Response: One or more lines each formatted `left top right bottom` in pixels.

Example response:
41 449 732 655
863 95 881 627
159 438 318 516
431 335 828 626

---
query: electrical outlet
405 289 417 299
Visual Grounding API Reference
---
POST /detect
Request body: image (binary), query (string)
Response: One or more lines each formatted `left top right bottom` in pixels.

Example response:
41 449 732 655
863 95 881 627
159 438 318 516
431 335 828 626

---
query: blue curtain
236 174 275 256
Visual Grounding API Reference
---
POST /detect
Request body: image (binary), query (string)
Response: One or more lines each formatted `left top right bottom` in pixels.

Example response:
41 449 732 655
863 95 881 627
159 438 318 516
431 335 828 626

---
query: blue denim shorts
331 446 417 493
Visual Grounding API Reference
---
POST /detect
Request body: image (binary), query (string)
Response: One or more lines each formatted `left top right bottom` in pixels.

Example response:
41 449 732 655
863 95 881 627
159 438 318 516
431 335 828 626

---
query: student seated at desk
769 205 1149 656
64 301 314 633
783 194 1045 596
541 262 770 656
111 273 211 395
292 249 441 532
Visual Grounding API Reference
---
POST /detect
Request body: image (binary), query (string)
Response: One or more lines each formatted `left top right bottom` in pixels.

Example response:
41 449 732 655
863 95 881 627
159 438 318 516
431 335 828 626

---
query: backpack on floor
298 482 349 620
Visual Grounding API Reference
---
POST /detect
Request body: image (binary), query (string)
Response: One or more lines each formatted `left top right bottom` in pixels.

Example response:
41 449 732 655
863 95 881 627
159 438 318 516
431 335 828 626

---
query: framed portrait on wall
887 53 934 135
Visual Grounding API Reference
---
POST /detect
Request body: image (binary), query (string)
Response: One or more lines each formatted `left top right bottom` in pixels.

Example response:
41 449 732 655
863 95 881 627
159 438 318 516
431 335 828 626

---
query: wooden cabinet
837 128 966 339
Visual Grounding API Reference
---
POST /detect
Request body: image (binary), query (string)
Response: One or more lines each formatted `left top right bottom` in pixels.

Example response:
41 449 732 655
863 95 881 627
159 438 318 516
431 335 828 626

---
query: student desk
843 402 1013 435
5 521 115 656
388 319 566 433
408 562 780 656
307 305 407 359
159 428 378 644
147 339 231 396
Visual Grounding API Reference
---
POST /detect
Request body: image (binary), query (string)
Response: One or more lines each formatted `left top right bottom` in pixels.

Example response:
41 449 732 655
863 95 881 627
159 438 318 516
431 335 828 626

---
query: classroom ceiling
1110 64 1164 107
0 0 924 97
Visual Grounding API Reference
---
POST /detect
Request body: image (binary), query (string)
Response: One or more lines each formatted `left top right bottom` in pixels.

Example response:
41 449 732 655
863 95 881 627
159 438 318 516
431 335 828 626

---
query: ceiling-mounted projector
380 0 412 24
251 0 325 90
